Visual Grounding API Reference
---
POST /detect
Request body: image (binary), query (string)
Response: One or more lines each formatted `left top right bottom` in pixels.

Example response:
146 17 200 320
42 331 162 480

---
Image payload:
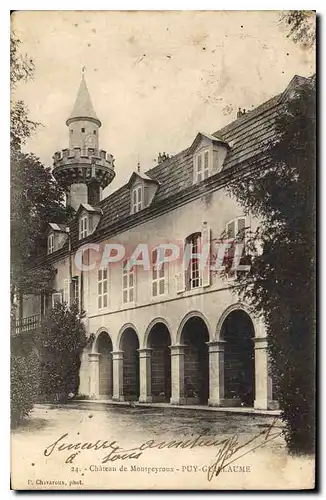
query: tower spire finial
137 155 140 174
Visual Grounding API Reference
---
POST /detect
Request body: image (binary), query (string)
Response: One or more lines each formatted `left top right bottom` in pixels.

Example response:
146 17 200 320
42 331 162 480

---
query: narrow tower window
81 127 85 133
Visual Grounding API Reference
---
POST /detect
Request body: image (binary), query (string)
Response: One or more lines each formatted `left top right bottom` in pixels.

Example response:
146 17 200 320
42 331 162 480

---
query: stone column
170 344 186 405
112 350 124 402
207 340 225 407
138 348 152 403
88 353 100 399
254 337 273 410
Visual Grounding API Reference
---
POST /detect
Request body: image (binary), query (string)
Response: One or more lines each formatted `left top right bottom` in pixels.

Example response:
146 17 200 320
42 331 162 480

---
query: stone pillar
207 340 225 407
112 350 124 401
138 348 152 403
88 353 100 399
170 344 186 405
254 337 274 410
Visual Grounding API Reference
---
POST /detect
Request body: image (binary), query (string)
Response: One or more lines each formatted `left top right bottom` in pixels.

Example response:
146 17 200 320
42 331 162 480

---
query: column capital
253 337 268 349
169 344 186 356
88 352 100 361
137 348 153 358
206 340 226 352
111 350 124 360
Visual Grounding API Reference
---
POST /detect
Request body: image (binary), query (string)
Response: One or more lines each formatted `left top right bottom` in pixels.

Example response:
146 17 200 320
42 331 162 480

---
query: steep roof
66 74 101 126
91 75 309 234
48 74 311 255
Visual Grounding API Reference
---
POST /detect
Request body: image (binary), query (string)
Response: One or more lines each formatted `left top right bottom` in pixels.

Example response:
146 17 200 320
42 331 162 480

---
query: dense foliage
11 34 74 298
11 349 39 427
227 77 315 454
37 303 88 402
281 11 316 48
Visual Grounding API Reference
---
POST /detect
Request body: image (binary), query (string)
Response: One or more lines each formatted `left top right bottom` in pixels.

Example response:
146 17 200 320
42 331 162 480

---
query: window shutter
204 151 209 178
227 220 236 239
164 262 169 295
237 217 246 242
144 186 149 208
201 222 211 287
63 279 70 305
197 154 202 171
88 216 92 234
133 266 137 303
175 273 185 294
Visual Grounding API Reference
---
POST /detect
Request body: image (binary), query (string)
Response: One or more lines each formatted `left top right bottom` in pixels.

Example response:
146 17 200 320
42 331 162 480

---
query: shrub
37 302 87 402
11 349 39 427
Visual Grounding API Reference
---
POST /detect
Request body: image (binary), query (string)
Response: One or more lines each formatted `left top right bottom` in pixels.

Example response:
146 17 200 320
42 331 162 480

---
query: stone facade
18 75 310 411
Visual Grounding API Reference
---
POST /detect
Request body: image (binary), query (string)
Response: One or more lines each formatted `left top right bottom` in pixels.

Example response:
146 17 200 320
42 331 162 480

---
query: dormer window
128 172 160 215
131 185 143 214
47 223 69 254
76 204 102 240
190 132 230 185
195 150 210 183
48 234 54 254
79 214 89 239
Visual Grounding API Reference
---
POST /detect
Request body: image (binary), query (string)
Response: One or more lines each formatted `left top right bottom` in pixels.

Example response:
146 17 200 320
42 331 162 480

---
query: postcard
10 10 316 490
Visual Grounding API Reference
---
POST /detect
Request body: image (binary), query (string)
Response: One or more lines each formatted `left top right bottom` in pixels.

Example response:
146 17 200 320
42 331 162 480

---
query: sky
12 10 315 196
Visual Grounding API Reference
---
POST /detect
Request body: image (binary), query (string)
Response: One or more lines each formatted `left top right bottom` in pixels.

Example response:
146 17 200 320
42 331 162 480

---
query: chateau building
16 73 309 410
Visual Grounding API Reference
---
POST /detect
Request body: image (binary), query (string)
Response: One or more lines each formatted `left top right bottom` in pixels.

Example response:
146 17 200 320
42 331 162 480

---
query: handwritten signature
206 417 283 481
43 417 283 481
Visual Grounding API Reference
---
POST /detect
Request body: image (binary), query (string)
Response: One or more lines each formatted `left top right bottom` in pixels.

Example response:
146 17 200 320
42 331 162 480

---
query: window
98 268 108 309
48 234 54 254
81 127 85 133
131 186 143 214
93 130 96 135
122 261 135 303
226 217 246 242
195 150 210 183
224 217 247 278
185 233 202 289
72 276 79 309
79 214 88 239
51 292 62 308
70 129 73 135
152 249 165 297
63 279 70 304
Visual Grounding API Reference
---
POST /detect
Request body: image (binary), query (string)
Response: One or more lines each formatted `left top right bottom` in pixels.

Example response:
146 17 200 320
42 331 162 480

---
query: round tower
52 72 115 210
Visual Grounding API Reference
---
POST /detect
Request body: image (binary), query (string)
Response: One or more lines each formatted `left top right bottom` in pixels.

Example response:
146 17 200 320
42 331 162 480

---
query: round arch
117 323 140 351
143 317 172 348
215 303 257 341
176 311 212 344
217 304 256 407
92 327 114 353
92 328 114 400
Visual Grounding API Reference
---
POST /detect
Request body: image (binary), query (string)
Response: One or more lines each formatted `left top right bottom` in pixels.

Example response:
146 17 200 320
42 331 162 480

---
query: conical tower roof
66 73 101 127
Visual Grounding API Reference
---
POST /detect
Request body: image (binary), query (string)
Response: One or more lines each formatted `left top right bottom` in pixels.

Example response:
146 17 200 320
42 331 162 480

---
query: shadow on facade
120 328 140 401
221 310 255 407
181 317 209 405
97 331 113 399
147 322 171 402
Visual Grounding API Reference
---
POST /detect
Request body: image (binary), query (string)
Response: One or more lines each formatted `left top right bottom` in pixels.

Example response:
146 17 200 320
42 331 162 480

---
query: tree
224 77 315 454
11 151 74 297
10 33 74 301
37 303 88 402
281 11 316 48
10 32 38 151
